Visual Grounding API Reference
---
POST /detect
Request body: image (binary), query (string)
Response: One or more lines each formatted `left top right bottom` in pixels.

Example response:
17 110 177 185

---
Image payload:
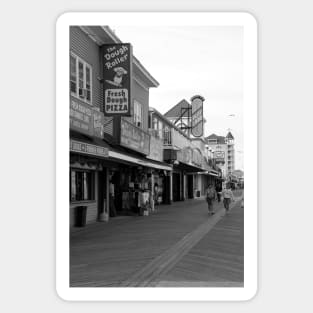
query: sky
111 26 244 170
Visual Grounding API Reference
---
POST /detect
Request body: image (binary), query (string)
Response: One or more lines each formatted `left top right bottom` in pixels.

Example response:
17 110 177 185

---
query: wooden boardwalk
154 202 244 287
70 192 243 287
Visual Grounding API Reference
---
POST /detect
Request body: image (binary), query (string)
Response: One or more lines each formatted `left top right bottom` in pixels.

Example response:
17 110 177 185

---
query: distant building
164 99 192 136
161 98 221 198
232 169 244 178
232 169 244 188
205 132 235 179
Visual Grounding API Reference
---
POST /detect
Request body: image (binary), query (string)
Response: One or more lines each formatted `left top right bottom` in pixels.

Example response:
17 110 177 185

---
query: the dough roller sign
102 43 132 116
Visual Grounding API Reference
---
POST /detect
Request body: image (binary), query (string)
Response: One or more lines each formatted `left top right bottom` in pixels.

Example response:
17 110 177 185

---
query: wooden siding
70 27 151 136
123 77 150 130
70 26 101 108
133 79 149 130
70 26 113 136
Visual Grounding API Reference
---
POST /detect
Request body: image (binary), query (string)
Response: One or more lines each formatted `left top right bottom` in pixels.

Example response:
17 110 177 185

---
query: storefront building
70 26 173 226
149 106 219 202
69 26 224 227
205 132 236 179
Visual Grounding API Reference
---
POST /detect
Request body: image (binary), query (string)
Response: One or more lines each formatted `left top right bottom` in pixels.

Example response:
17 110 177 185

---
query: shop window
152 117 158 131
134 100 143 128
70 170 95 201
158 121 163 139
70 52 92 104
148 114 151 128
70 54 77 93
163 126 172 145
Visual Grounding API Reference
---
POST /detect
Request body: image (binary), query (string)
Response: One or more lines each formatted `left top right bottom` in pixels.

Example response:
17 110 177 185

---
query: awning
109 150 172 171
174 161 206 173
70 130 173 171
70 161 102 171
208 171 219 177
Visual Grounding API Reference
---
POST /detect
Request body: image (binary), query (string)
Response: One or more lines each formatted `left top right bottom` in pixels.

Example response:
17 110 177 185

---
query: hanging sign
102 43 132 116
191 95 204 137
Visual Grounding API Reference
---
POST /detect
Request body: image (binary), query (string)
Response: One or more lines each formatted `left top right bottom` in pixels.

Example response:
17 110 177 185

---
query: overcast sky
112 26 244 170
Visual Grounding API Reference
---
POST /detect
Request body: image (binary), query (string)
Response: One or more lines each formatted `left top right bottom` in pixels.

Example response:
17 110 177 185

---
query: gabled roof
149 107 190 139
164 99 191 118
206 133 218 139
206 134 225 144
226 131 234 139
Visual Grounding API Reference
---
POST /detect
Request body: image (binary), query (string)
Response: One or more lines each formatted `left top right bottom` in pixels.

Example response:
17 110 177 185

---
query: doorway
172 172 181 201
187 174 194 199
97 169 107 218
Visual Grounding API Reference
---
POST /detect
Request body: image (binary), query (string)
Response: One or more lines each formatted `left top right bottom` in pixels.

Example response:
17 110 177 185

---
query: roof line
149 107 191 139
163 99 190 116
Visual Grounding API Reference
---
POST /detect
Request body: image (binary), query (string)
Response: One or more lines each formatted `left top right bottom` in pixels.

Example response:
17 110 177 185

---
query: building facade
205 132 235 180
150 107 200 201
163 98 222 195
150 97 221 201
69 26 225 228
69 26 172 227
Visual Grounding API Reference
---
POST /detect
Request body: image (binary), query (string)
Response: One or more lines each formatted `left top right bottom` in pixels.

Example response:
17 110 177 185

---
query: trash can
74 206 87 227
196 190 201 197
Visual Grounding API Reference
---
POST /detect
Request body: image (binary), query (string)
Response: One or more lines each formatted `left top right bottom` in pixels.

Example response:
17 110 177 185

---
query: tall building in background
225 131 235 176
205 131 235 179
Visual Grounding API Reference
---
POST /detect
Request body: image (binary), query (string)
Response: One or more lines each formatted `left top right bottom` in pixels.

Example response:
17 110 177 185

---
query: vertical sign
102 43 132 116
191 95 204 137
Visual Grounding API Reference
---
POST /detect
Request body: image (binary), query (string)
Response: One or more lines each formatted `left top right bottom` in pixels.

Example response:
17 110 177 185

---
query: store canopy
109 150 172 171
208 171 219 177
70 130 172 171
190 169 220 177
174 161 206 173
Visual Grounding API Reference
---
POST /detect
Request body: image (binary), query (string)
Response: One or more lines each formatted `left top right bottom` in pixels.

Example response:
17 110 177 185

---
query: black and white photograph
5 0 313 311
56 12 257 301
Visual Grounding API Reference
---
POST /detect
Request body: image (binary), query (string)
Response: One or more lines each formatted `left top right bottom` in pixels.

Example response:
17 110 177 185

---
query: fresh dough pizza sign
102 43 132 116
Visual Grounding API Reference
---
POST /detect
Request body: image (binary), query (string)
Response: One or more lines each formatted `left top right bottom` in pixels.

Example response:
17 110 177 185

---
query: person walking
206 184 217 216
222 183 234 213
215 183 222 202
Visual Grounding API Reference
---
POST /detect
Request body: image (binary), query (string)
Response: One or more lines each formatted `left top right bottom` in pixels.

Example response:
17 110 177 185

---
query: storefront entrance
97 169 107 219
110 166 152 216
162 175 171 204
173 172 181 201
187 175 194 199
